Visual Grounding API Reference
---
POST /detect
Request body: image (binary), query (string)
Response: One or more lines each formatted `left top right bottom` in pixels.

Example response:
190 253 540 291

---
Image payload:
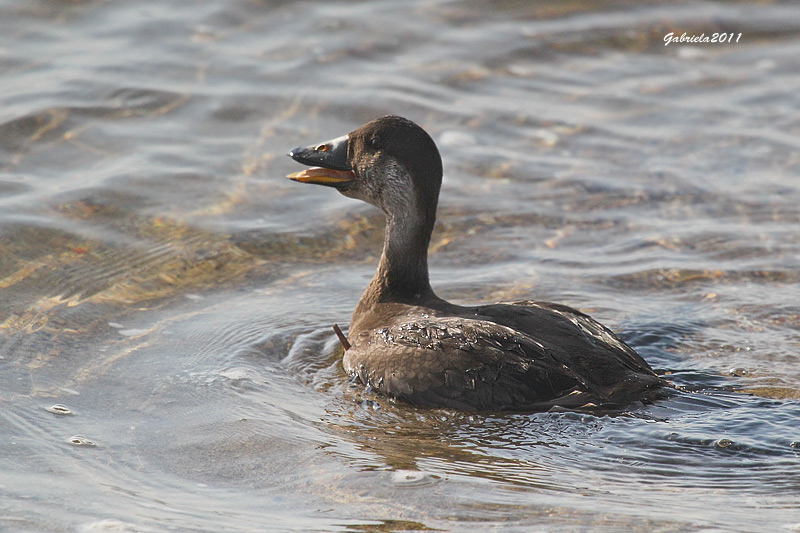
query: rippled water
2 0 800 530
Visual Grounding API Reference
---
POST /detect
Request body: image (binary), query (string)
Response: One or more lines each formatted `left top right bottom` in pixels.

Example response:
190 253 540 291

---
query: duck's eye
370 136 382 149
315 144 328 152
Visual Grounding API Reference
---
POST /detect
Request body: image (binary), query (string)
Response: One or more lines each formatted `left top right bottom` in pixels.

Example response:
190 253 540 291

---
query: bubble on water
119 328 149 337
68 435 96 447
729 368 749 377
46 404 72 415
715 438 734 449
391 469 438 486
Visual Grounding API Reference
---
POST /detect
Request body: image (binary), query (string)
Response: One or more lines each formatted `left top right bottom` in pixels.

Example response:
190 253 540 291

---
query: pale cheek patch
353 157 414 215
377 159 414 213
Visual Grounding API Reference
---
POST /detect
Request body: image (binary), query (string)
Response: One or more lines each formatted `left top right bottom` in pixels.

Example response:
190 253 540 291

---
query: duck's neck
351 206 437 331
374 208 436 302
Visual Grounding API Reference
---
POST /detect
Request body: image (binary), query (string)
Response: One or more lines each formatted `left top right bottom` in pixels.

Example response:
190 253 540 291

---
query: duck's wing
344 317 612 411
474 300 657 378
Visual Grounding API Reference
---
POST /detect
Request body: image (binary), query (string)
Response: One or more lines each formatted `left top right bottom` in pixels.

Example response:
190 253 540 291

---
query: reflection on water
2 0 800 530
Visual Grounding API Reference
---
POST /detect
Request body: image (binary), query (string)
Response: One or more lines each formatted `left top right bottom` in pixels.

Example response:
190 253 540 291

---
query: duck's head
287 115 443 219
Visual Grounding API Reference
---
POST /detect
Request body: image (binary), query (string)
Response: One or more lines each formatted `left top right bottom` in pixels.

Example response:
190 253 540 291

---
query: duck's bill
288 133 354 187
288 133 350 166
287 167 355 188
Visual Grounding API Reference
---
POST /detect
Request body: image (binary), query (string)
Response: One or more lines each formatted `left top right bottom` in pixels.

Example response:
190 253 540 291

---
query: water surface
2 0 800 531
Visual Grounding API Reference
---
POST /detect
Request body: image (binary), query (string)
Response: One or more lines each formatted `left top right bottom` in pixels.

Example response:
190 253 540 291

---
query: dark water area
2 0 800 531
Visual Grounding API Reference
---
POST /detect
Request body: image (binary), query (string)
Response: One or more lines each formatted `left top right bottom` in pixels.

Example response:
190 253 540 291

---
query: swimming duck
288 115 663 411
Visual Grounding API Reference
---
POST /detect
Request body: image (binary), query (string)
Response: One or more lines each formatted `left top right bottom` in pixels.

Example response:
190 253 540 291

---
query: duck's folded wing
345 318 601 411
477 300 657 378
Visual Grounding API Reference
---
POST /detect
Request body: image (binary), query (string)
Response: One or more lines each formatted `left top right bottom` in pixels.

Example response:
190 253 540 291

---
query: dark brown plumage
288 115 664 411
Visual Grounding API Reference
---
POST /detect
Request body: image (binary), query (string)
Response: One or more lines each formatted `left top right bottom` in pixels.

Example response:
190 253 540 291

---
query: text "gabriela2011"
664 32 742 46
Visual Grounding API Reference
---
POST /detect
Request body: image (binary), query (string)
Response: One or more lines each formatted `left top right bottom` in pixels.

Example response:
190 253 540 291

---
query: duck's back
344 300 663 411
